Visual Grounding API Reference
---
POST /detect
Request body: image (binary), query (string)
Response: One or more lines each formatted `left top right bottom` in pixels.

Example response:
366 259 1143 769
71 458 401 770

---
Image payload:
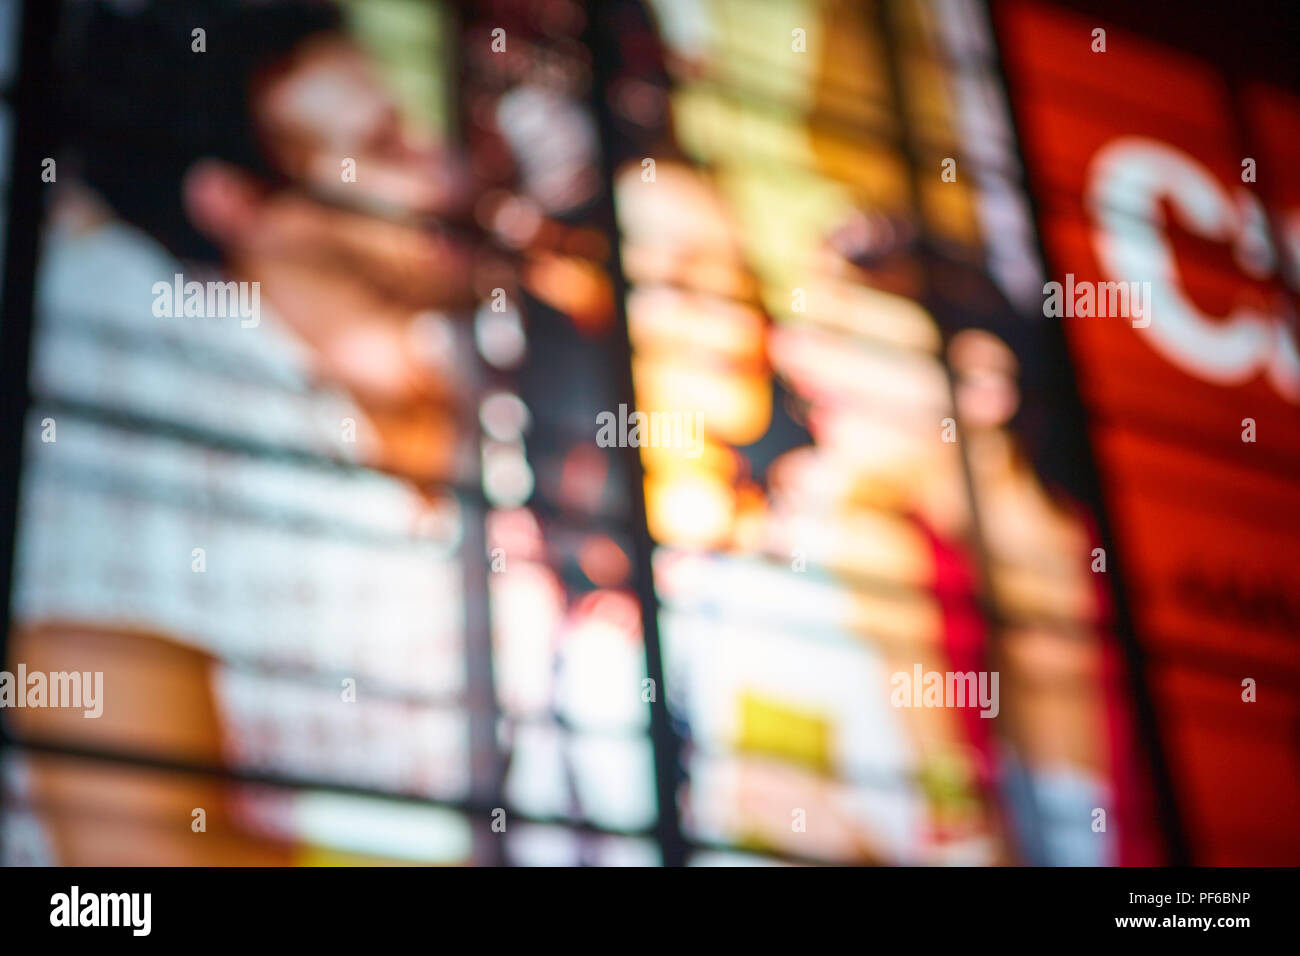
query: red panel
997 0 1300 864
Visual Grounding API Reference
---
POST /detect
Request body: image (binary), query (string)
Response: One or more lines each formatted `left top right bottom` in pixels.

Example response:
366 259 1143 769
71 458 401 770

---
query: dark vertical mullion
583 0 686 867
442 2 506 867
459 486 506 864
0 0 61 841
984 0 1190 866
